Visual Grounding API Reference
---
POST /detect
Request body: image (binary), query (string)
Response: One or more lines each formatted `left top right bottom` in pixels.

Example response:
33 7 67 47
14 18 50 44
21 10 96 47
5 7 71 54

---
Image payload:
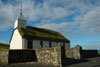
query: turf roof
18 26 70 42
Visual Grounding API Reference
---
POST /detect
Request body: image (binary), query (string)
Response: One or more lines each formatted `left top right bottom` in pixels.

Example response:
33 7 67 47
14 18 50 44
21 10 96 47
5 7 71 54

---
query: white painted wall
33 40 40 49
51 41 57 47
43 41 49 48
65 43 70 48
14 20 18 29
10 29 23 49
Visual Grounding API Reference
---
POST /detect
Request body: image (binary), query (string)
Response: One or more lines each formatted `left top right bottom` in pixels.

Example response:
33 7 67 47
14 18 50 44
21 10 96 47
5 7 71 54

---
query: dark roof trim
24 36 70 42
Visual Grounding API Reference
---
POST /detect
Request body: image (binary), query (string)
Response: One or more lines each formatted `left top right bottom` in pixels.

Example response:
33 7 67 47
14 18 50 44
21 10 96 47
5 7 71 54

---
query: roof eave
22 36 70 42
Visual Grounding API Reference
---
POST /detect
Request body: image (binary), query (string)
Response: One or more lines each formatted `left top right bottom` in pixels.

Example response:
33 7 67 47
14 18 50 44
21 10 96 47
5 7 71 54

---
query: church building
10 6 70 49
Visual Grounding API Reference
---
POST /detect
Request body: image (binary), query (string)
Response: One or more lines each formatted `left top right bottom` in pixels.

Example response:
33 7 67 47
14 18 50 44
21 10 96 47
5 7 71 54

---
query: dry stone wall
0 44 99 67
35 44 62 67
65 45 82 59
0 44 63 67
0 50 9 64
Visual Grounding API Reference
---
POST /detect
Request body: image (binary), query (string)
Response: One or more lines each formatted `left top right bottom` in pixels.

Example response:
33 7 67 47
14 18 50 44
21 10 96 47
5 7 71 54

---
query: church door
27 39 33 49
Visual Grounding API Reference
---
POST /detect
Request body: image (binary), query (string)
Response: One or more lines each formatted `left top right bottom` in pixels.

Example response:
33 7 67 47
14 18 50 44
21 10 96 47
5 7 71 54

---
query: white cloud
0 1 20 31
23 0 73 21
0 0 100 38
85 41 100 44
0 0 74 31
81 40 100 50
38 22 79 38
82 44 100 50
0 40 8 44
79 7 100 35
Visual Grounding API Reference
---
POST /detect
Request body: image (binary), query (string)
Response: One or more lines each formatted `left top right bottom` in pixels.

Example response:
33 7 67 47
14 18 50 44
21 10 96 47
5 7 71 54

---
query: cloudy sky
0 0 100 50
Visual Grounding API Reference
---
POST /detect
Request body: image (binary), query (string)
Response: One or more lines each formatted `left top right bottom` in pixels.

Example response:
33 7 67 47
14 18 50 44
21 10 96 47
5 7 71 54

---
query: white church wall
51 41 57 47
14 20 18 29
33 40 40 49
43 41 49 48
10 29 23 49
65 43 70 48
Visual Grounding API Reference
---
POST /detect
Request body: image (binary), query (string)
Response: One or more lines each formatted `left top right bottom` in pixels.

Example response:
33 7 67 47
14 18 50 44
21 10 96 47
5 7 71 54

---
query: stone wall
8 50 37 64
6 44 63 67
0 50 9 64
65 45 82 59
35 44 62 67
81 50 98 58
0 45 99 67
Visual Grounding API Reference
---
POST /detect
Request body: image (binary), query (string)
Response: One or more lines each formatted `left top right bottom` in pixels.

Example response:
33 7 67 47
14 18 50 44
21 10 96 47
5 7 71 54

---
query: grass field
0 43 9 50
98 52 100 55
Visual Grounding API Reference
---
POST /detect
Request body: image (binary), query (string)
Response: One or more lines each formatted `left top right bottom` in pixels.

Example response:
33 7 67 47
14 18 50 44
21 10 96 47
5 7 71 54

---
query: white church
10 6 70 49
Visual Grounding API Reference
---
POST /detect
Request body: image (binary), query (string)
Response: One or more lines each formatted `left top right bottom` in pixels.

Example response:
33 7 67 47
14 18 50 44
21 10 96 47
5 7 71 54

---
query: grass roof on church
18 26 70 42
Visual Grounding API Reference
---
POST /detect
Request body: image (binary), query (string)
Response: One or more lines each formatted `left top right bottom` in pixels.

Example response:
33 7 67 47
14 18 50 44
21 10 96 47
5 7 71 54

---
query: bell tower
14 3 26 29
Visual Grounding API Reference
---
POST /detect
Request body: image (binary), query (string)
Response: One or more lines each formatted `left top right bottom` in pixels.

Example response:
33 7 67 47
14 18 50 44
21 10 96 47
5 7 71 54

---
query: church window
49 41 52 47
40 41 43 48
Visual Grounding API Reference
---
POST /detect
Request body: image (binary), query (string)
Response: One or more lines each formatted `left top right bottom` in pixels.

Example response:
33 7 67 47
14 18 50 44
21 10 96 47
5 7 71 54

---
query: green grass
0 43 9 50
18 26 70 41
98 52 100 55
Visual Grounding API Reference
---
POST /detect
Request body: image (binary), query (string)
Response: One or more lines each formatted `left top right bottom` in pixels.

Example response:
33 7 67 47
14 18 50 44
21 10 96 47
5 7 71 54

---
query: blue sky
0 0 100 50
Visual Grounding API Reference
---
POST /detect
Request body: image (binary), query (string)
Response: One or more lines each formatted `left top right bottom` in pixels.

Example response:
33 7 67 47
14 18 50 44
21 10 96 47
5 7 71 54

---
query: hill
0 43 9 50
98 50 100 55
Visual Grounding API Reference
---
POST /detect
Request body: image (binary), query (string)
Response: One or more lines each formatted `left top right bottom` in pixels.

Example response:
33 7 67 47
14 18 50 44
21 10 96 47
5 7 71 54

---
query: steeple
20 2 22 14
14 3 26 29
18 2 26 21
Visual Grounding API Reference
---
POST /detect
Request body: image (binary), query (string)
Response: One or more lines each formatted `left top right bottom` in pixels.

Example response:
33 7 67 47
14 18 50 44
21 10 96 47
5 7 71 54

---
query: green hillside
0 43 9 50
98 52 100 55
